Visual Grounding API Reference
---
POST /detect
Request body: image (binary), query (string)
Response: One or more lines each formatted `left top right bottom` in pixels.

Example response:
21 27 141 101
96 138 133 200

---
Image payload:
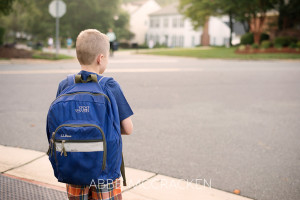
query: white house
147 3 246 47
122 0 161 45
147 3 201 48
208 16 246 46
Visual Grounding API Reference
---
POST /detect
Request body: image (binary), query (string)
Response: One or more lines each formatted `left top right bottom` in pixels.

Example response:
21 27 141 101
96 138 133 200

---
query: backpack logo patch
75 106 90 113
61 134 72 138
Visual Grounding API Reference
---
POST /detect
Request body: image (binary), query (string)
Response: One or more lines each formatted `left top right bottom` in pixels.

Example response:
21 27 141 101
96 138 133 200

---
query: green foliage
274 36 297 47
140 47 300 60
112 11 134 40
251 43 259 49
0 27 5 45
241 33 272 45
260 33 270 42
0 0 131 43
138 43 149 49
154 43 168 48
241 33 254 45
277 0 300 30
297 41 300 48
238 45 246 51
0 0 14 15
261 40 272 49
289 43 297 49
123 0 176 6
179 0 220 29
32 51 73 60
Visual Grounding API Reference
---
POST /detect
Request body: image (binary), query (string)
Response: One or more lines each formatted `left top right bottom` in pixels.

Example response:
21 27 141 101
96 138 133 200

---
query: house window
164 35 168 46
155 35 160 45
179 35 184 47
172 18 177 28
179 18 184 27
150 19 154 28
149 34 153 40
155 18 160 28
163 18 169 28
171 35 176 47
192 36 195 46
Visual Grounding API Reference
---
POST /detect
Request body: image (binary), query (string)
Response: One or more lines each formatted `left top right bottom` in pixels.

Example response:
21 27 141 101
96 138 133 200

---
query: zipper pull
50 139 54 156
61 140 67 157
46 144 51 155
51 132 55 156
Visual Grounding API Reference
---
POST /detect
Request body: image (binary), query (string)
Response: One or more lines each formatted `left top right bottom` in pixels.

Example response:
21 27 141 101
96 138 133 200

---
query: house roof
129 0 149 6
150 2 179 16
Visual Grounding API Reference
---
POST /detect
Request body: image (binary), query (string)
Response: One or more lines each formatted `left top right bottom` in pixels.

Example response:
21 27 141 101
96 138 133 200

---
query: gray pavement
0 51 300 200
0 174 67 200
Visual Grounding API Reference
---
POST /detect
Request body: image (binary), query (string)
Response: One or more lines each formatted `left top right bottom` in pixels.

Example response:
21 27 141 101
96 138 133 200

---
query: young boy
56 29 133 200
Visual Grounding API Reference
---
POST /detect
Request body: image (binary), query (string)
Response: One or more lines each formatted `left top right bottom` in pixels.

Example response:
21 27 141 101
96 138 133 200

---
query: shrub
274 36 297 47
238 45 246 51
0 27 5 46
138 44 149 49
251 43 259 49
297 41 300 48
289 43 297 48
154 43 168 48
261 40 272 49
260 33 270 42
241 33 270 45
241 33 254 45
118 42 130 49
274 43 283 49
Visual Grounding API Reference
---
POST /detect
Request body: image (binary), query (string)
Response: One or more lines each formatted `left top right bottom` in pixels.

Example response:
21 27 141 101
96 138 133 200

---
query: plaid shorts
66 178 122 200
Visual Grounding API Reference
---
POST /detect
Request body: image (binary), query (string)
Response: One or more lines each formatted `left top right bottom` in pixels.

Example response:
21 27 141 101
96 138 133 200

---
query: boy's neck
81 65 100 74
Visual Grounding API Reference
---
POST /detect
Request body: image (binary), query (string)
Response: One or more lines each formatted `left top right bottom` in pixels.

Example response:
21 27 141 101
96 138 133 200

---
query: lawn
32 51 74 60
138 47 300 60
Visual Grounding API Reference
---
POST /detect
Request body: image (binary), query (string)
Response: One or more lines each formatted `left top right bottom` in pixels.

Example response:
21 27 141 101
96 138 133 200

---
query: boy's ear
97 54 103 65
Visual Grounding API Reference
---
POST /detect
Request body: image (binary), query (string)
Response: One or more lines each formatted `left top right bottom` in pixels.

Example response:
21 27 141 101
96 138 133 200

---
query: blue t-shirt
56 70 133 122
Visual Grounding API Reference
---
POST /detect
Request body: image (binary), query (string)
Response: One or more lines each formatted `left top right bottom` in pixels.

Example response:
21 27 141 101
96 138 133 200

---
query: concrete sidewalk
0 145 253 200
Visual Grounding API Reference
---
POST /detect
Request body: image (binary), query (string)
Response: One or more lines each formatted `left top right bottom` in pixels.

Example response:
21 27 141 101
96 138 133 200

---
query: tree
179 0 275 45
276 0 300 30
179 0 241 46
0 0 14 15
239 0 274 44
0 0 133 44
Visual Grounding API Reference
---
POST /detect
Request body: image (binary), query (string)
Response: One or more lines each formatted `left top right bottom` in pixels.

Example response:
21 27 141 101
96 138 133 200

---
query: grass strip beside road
138 47 300 60
32 51 74 60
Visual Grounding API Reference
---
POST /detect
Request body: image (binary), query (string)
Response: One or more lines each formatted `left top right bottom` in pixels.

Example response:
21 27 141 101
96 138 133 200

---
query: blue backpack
46 74 126 186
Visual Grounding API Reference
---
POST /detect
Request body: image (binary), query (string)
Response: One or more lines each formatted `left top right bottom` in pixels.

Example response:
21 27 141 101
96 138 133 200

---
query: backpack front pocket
48 123 107 185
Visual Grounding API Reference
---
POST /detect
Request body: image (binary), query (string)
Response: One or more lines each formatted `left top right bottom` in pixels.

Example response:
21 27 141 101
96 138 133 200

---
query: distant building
147 3 201 48
208 16 246 46
147 3 246 47
122 0 161 46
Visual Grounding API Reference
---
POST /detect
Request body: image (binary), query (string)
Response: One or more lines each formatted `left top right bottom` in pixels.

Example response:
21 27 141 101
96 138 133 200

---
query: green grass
32 51 74 60
138 47 300 60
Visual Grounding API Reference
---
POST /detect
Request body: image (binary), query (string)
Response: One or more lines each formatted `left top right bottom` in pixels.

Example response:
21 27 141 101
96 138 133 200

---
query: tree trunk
229 11 233 47
250 14 266 44
253 32 261 44
201 18 210 46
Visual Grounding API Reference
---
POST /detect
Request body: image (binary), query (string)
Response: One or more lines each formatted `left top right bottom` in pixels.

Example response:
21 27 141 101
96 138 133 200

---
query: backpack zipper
51 92 111 106
60 140 67 156
51 124 107 170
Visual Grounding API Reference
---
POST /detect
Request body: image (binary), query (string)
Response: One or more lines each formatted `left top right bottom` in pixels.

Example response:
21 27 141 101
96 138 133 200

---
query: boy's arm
121 117 133 135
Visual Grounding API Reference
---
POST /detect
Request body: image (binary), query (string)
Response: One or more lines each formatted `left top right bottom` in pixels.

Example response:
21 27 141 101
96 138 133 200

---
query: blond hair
76 29 109 65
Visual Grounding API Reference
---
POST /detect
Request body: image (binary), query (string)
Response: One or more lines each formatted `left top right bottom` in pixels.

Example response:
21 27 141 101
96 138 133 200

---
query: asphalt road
0 51 299 200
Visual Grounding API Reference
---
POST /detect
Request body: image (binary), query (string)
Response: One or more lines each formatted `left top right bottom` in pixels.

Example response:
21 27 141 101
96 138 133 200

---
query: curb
0 145 253 200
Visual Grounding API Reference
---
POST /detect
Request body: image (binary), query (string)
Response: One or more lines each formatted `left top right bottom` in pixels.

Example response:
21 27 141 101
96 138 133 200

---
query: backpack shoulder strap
98 76 111 87
67 74 75 87
98 75 127 186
